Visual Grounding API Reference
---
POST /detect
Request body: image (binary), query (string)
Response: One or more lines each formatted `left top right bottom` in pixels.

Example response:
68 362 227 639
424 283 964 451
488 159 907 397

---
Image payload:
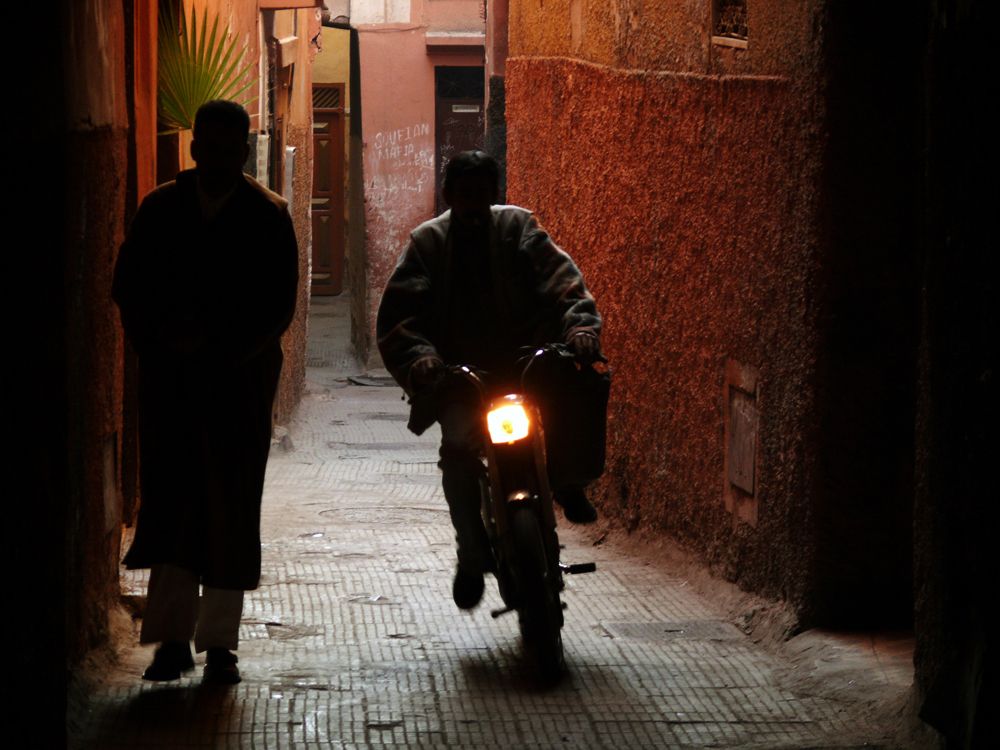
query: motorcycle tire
510 507 565 684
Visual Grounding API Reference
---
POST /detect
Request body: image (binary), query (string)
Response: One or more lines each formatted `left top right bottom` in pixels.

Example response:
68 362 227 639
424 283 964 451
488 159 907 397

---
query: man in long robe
112 100 298 683
376 151 602 610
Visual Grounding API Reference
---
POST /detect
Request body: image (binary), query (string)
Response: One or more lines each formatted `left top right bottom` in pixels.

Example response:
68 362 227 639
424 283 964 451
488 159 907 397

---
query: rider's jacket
377 205 601 396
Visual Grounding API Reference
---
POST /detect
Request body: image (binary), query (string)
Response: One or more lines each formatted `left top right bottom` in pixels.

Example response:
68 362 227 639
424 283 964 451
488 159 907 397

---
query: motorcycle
433 345 604 683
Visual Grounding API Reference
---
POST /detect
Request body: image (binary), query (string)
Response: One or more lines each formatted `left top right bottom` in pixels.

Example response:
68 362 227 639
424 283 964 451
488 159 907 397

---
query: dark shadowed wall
13 2 131 746
911 1 997 745
61 0 130 663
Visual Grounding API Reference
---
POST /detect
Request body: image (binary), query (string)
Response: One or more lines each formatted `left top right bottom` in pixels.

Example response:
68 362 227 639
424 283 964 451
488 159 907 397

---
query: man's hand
568 331 602 364
410 356 445 387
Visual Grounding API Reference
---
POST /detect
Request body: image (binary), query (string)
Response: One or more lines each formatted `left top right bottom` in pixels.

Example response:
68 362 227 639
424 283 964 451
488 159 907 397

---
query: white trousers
139 563 244 653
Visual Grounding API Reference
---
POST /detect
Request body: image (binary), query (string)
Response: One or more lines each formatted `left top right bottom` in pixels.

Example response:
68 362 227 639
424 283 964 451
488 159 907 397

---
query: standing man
377 151 603 611
112 100 299 684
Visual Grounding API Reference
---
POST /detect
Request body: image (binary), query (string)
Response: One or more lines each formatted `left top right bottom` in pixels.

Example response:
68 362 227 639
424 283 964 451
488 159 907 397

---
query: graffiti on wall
363 120 438 342
368 122 435 202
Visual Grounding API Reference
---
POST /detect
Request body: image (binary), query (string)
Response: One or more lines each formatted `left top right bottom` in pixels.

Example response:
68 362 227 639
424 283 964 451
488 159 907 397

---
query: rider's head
442 151 499 232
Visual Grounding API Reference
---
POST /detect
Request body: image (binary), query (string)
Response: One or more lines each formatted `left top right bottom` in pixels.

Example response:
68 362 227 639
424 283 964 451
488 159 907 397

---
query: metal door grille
313 85 343 111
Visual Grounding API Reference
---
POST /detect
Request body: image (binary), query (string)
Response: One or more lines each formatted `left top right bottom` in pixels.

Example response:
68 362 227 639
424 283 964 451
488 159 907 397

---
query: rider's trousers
438 400 493 572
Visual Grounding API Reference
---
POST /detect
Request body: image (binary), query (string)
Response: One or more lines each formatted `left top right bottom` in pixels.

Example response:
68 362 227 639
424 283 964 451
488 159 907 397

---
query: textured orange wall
506 56 824 603
273 7 320 423
184 0 263 126
509 0 813 76
64 0 129 660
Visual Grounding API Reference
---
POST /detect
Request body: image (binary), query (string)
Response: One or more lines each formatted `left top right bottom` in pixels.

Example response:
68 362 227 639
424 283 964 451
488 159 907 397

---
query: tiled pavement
70 295 911 749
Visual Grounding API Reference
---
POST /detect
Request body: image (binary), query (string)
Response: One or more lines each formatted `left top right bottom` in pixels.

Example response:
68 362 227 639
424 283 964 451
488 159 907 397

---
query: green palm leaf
157 0 259 134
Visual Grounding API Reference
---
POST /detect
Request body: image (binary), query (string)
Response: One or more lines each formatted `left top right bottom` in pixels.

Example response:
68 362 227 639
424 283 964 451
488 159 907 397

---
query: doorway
311 83 346 295
434 66 485 216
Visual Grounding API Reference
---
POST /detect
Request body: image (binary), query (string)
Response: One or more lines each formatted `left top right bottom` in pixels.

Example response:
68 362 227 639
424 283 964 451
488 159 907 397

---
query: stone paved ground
70 295 913 749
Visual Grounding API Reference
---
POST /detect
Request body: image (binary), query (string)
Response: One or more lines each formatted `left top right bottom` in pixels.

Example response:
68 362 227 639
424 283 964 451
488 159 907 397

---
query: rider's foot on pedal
452 564 485 609
555 487 598 524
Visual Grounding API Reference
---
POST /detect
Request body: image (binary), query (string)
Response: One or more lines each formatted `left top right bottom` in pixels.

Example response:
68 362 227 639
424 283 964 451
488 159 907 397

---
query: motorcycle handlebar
426 343 608 404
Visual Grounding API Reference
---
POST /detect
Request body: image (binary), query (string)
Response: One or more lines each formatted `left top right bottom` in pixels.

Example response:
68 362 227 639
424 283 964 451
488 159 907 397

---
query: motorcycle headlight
487 402 530 444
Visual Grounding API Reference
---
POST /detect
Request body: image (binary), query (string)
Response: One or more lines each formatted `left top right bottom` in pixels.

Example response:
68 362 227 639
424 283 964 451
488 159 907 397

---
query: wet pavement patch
347 375 397 387
319 507 447 524
326 441 416 451
602 620 744 642
353 411 409 421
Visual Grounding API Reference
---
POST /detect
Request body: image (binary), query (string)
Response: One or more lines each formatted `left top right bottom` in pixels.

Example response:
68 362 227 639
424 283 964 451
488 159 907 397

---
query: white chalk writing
367 121 435 207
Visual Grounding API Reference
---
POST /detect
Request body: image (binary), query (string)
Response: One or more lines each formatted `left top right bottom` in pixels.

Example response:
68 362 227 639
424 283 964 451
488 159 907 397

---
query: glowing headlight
487 403 530 444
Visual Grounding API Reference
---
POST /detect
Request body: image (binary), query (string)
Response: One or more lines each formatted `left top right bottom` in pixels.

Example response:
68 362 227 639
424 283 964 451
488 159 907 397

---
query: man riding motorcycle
376 151 603 610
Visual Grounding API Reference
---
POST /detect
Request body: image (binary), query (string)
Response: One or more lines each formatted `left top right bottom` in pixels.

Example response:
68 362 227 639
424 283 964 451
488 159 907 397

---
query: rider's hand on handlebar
567 331 602 364
410 355 446 387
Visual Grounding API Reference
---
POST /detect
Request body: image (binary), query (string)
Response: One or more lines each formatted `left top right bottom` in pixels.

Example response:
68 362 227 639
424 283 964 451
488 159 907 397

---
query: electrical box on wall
724 358 760 529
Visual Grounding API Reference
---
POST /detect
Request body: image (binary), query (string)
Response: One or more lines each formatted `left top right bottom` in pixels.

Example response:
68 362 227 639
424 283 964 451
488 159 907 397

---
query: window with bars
313 85 343 111
714 0 748 42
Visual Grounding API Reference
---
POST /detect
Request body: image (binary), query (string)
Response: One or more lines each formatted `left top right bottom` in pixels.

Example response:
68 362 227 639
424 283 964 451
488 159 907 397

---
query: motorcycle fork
482 404 562 589
483 403 555 534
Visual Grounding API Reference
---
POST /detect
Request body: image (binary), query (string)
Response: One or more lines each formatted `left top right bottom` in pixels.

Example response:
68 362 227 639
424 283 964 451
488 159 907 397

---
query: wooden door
311 84 346 295
434 67 485 216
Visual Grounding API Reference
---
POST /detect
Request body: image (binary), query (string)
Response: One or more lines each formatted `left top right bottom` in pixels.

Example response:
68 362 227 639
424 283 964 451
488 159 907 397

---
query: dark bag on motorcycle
525 352 611 490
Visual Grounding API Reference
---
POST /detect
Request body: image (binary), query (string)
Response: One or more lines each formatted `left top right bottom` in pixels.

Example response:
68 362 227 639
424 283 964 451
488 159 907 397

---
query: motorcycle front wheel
510 507 565 684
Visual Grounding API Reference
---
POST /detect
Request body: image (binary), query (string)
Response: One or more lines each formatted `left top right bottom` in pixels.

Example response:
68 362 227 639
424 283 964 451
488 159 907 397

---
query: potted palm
156 0 259 180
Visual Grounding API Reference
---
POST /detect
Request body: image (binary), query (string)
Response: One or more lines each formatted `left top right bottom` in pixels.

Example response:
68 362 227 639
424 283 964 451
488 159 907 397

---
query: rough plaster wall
66 128 128 659
426 0 484 31
506 0 923 630
510 0 813 75
60 0 129 663
485 74 507 203
358 31 438 361
272 7 318 424
506 56 823 607
275 123 312 424
313 25 351 88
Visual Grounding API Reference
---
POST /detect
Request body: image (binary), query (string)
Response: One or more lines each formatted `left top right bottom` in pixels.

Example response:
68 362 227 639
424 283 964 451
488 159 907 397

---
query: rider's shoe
452 564 485 609
555 487 598 524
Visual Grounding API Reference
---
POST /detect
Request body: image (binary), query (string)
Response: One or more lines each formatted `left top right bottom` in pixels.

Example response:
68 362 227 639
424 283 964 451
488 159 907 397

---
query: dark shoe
555 487 598 524
142 641 195 681
203 647 241 685
452 564 485 610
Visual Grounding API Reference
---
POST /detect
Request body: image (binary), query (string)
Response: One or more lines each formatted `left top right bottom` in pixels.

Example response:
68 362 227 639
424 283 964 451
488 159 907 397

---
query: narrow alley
69 295 912 750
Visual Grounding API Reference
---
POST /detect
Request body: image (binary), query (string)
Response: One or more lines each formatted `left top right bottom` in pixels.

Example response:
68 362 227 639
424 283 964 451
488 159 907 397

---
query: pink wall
358 28 482 360
359 30 436 348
